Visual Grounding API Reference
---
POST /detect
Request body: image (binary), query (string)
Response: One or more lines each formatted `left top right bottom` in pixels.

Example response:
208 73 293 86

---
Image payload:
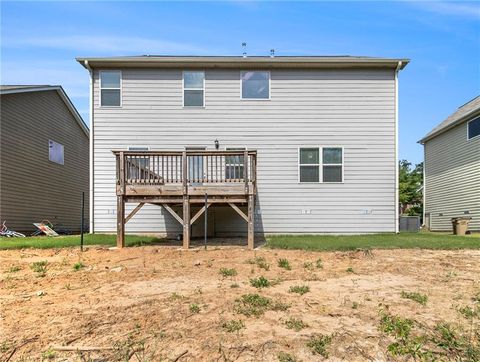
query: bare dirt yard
1 245 479 361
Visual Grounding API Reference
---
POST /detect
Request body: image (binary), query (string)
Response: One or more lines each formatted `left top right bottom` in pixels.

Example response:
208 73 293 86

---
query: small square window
241 71 270 99
49 140 64 165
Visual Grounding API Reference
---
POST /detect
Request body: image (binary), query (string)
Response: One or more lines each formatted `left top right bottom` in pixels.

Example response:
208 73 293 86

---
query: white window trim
467 116 480 140
99 70 122 108
240 70 271 101
48 139 64 165
298 146 344 184
182 71 205 108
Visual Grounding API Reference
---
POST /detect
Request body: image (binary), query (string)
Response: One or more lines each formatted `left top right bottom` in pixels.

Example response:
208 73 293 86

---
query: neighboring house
0 85 89 234
419 96 480 232
77 56 408 247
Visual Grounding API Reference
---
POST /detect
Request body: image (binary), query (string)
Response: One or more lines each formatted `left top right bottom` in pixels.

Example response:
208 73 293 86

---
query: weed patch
219 268 237 277
284 317 308 331
8 265 21 273
277 351 299 362
250 276 271 288
289 285 310 295
246 256 270 270
306 334 332 357
277 258 291 270
234 293 289 317
73 261 85 271
189 303 200 314
31 260 48 277
401 291 428 306
222 319 245 333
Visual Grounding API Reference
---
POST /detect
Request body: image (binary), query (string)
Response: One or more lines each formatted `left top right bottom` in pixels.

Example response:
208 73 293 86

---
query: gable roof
77 55 409 70
419 96 480 144
0 85 89 137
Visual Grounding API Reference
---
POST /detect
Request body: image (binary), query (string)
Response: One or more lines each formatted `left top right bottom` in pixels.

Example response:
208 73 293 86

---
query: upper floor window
100 71 121 107
468 117 480 139
241 71 270 100
183 71 204 107
49 139 64 165
299 147 343 183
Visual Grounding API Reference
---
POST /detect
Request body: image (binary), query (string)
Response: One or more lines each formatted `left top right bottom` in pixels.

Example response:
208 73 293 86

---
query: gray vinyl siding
0 90 89 233
424 120 480 232
92 68 396 235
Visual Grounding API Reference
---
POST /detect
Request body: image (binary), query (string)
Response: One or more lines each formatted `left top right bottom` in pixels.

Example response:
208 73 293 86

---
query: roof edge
76 56 410 70
1 85 89 138
418 106 480 144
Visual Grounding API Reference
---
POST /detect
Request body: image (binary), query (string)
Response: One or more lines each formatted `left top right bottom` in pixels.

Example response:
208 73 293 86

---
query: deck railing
113 150 257 188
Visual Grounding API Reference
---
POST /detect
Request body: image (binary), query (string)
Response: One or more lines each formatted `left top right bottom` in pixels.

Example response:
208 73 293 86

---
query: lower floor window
299 147 343 183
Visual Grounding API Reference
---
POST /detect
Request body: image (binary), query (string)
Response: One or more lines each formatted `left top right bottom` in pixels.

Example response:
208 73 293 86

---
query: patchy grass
306 334 332 357
189 303 200 314
219 268 237 277
0 234 166 250
73 261 85 271
222 319 245 333
401 291 428 306
284 317 308 331
277 258 292 270
8 265 21 273
289 285 310 295
246 256 270 270
234 293 289 317
277 351 299 362
250 276 271 288
30 260 48 277
266 232 480 251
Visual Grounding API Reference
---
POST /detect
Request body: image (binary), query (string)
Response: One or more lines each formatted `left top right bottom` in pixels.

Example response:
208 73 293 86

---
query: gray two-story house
419 96 480 232
77 56 408 248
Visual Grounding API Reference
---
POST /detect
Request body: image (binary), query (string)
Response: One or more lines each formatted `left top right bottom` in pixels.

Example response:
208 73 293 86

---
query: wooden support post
247 194 254 249
117 195 125 248
183 196 190 249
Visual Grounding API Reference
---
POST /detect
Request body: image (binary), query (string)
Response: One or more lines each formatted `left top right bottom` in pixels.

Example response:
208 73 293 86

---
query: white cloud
409 1 480 19
2 35 207 55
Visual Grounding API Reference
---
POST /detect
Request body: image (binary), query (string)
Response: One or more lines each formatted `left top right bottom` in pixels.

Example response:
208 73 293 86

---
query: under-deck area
114 150 257 249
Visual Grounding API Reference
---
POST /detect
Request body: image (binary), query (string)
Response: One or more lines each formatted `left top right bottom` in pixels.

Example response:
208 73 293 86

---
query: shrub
73 261 85 271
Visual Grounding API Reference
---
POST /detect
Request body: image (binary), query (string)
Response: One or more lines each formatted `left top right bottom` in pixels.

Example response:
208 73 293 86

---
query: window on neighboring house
468 117 480 139
299 148 320 182
322 147 343 183
299 147 343 183
49 140 64 165
183 71 204 107
100 70 121 107
241 71 270 99
225 148 245 180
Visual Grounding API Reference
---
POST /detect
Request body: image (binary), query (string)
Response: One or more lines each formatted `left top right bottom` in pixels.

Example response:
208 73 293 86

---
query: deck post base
116 195 125 248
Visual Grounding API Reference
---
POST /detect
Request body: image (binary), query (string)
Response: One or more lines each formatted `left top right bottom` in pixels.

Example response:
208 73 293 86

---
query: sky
1 1 479 164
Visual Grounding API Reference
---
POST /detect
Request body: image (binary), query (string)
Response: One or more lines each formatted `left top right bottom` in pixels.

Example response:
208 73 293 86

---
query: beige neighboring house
419 96 480 232
0 85 89 234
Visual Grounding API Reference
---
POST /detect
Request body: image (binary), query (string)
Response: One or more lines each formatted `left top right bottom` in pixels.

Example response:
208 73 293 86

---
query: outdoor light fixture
214 139 219 149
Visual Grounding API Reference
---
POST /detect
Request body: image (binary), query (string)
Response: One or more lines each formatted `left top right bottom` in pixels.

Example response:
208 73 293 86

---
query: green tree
399 160 423 216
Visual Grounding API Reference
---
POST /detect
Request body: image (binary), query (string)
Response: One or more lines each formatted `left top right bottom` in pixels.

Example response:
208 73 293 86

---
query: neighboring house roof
419 96 480 144
76 55 409 70
0 85 89 137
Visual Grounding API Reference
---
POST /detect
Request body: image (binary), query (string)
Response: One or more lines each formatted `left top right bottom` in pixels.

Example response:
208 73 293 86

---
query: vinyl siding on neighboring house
424 120 480 231
0 90 89 233
92 68 397 235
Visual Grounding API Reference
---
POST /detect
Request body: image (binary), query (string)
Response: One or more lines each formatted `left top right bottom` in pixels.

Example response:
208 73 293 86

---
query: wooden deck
113 150 257 249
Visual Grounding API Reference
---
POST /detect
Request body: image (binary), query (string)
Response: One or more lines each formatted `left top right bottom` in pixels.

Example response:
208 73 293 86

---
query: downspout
85 60 94 234
394 61 402 233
